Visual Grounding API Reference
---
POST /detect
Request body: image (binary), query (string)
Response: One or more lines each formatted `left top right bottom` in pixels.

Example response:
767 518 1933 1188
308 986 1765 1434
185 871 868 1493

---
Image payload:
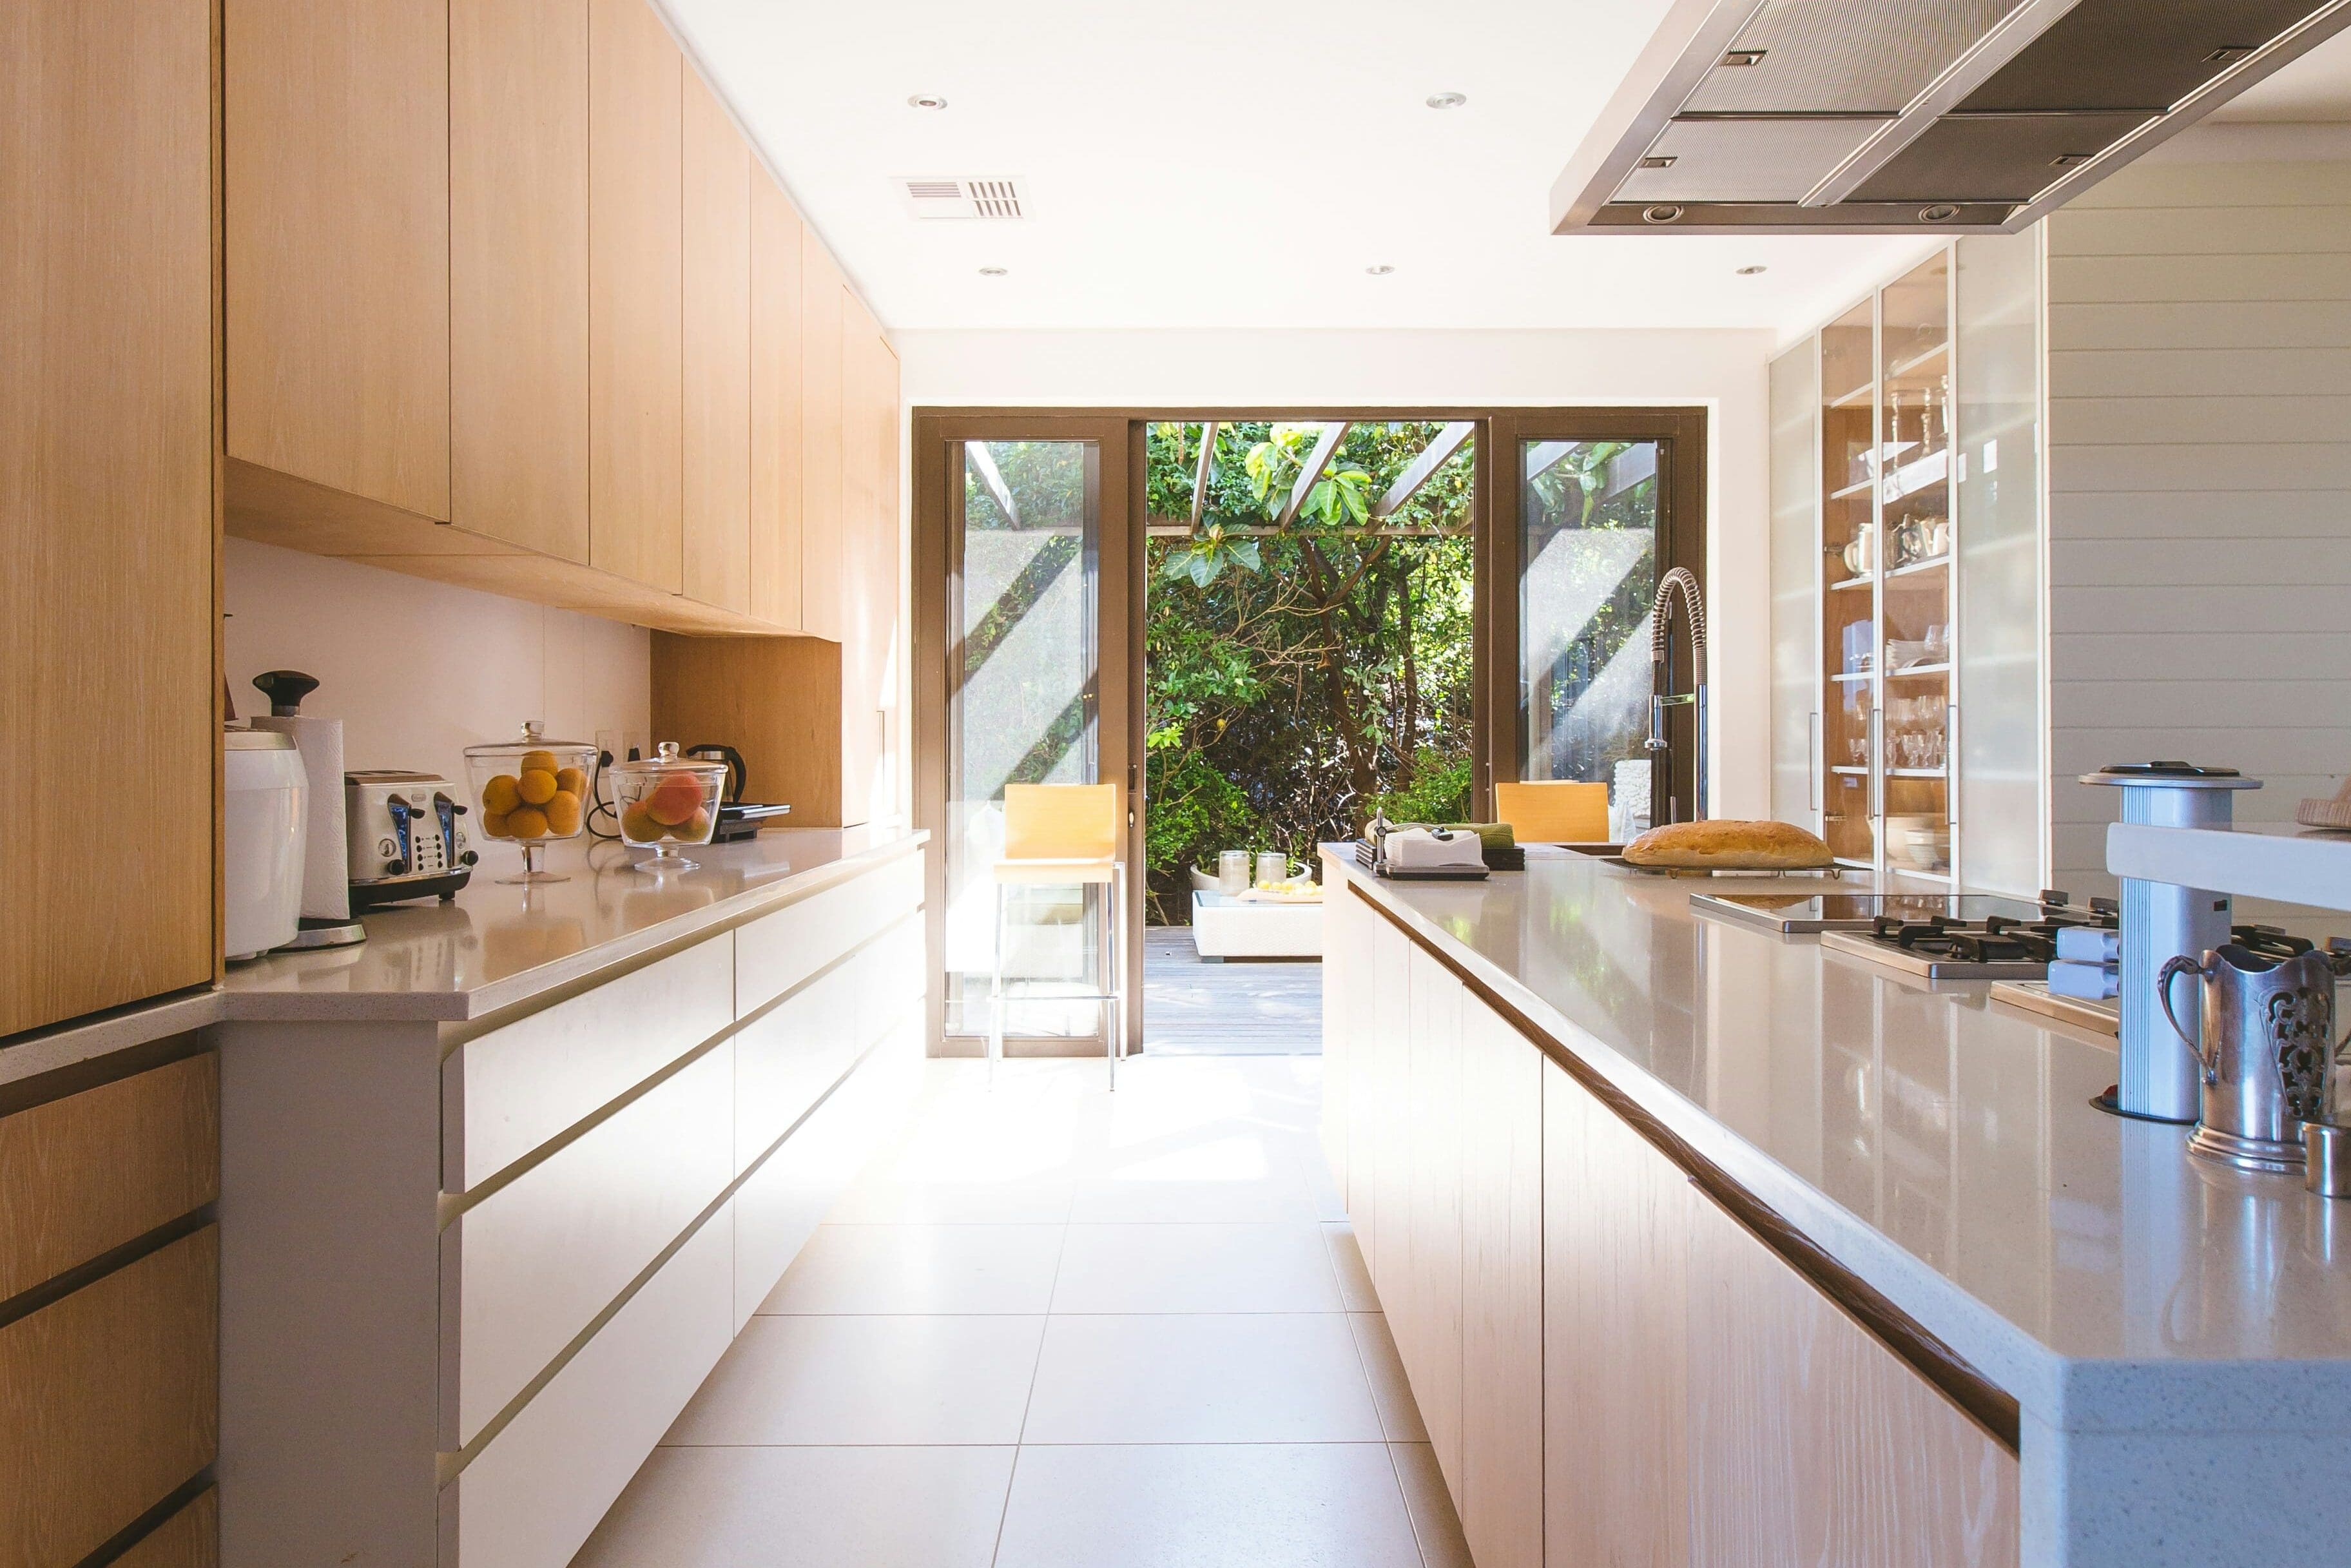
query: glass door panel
1878 251 1953 881
944 438 1104 1040
1819 298 1878 870
1519 439 1662 838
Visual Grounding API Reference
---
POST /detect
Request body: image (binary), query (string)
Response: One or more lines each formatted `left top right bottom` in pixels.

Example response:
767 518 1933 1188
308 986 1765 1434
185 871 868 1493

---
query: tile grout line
989 1168 1076 1568
1324 1208 1438 1567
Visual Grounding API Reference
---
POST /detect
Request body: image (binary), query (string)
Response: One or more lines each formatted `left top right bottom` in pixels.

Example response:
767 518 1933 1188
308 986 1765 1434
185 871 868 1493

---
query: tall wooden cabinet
4 0 217 1036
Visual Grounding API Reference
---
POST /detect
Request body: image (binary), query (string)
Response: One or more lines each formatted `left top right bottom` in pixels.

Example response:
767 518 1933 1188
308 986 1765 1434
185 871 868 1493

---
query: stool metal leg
1108 861 1127 1092
988 879 1007 1087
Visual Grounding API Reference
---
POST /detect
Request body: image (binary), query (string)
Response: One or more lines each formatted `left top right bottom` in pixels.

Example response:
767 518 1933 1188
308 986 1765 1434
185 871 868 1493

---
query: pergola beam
966 442 1020 527
1371 421 1473 519
1188 421 1220 529
1275 421 1351 527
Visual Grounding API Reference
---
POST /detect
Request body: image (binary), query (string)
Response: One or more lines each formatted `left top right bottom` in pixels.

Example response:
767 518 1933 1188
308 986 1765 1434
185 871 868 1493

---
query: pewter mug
2159 944 2349 1174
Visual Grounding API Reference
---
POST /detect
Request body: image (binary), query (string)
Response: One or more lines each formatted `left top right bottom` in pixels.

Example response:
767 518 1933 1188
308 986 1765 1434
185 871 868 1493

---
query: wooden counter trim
1348 880 2023 1455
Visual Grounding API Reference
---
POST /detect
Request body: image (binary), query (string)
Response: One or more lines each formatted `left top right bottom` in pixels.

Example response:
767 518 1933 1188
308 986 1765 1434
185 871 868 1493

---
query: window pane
945 440 1100 1037
1518 440 1659 834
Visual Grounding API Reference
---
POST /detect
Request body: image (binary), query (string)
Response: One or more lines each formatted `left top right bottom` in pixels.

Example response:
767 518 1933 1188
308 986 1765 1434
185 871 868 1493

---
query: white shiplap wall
2046 155 2351 893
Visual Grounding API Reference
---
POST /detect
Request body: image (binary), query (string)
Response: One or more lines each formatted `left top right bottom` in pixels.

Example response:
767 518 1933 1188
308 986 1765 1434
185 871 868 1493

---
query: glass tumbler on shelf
464 720 598 885
612 743 728 871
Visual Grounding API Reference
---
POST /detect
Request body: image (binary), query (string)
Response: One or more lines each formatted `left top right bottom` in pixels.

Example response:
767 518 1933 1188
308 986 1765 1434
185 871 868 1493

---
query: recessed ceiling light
1366 264 1395 276
1426 92 1467 110
1736 264 1767 275
907 93 949 110
1919 203 1960 223
978 266 1007 276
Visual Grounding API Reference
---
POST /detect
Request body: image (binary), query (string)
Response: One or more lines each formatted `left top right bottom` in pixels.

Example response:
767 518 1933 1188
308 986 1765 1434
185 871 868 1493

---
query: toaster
345 771 478 909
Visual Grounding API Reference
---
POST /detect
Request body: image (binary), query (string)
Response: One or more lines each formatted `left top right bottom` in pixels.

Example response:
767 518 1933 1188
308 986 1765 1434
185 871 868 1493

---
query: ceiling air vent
898 177 1026 220
1549 0 2351 234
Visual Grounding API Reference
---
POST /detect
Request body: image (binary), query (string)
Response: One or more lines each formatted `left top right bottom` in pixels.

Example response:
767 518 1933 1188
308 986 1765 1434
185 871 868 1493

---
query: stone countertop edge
1324 847 2351 1440
1 829 927 1085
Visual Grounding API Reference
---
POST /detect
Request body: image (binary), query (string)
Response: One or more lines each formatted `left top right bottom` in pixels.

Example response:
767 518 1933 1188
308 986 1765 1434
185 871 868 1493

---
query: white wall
223 539 651 870
895 327 1776 818
2044 146 2351 893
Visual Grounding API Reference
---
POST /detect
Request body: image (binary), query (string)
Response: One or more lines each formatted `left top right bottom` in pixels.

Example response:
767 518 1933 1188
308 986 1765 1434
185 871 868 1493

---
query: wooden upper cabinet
750 173 806 630
450 0 591 562
797 238 847 641
5 0 217 1036
682 68 753 615
225 0 451 520
588 0 684 594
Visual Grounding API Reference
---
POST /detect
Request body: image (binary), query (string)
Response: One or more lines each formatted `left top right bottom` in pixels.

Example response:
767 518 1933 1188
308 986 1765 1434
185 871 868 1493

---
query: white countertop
0 829 925 1087
222 826 924 1021
1326 847 2351 1435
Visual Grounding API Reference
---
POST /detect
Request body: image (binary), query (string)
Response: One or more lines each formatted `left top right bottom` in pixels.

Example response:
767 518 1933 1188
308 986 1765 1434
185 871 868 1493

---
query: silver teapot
2159 943 2349 1174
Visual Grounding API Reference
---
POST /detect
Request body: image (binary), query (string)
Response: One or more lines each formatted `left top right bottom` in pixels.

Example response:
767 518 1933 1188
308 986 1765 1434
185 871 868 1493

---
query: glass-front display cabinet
1770 235 2044 893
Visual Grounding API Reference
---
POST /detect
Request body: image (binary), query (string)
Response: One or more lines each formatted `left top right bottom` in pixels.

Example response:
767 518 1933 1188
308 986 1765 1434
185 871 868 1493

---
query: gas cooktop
1690 891 2046 935
1818 894 2120 981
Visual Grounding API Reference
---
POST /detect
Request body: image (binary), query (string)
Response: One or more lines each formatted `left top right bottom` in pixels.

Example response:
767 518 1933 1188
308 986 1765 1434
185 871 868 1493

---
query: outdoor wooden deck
1142 927 1321 1055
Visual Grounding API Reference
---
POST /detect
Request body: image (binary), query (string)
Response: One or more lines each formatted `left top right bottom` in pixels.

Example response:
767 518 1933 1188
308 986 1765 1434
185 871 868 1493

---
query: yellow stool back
1494 780 1610 844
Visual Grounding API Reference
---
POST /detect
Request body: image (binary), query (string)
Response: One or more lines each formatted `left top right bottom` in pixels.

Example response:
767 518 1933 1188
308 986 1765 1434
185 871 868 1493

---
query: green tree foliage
1144 421 1474 922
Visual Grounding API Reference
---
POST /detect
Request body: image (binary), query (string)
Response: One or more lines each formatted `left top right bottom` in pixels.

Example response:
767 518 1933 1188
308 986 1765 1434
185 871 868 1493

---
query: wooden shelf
1828 476 1875 501
1888 767 1948 779
1828 575 1873 593
1884 661 1951 678
1827 382 1873 410
1830 671 1871 684
1884 552 1950 580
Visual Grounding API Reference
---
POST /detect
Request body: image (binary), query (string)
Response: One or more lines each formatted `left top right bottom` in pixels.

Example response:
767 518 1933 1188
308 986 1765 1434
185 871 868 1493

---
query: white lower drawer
440 1208 731 1568
443 935 732 1193
733 849 922 1017
732 1014 925 1330
440 1043 733 1448
733 962 859 1176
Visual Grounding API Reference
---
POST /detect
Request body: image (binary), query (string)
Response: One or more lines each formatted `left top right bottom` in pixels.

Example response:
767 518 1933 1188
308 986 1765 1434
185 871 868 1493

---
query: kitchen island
1321 846 2351 1568
211 827 927 1568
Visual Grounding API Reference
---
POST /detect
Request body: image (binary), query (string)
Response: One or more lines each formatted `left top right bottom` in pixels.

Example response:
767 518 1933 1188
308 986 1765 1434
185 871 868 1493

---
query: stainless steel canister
2084 763 2262 1122
2159 942 2345 1175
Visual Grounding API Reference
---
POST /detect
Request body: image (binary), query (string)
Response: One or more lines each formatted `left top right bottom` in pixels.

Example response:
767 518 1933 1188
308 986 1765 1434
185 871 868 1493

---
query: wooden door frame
1481 409 1709 826
912 412 1140 1057
913 405 1708 1056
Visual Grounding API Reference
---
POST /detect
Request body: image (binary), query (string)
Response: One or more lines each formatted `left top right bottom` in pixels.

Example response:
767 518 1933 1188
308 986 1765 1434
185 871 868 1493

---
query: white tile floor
573 1056 1471 1568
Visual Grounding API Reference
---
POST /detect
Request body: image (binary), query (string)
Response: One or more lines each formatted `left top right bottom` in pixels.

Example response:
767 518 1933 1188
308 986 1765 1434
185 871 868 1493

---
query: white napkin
1385 828 1486 872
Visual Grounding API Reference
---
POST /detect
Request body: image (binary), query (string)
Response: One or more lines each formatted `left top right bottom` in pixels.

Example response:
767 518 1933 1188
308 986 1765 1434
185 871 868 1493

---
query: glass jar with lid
462 720 598 884
611 742 728 871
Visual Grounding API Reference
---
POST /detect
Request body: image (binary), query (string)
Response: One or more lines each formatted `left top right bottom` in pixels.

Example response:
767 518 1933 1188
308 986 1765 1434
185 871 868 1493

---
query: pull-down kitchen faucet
1645 566 1707 822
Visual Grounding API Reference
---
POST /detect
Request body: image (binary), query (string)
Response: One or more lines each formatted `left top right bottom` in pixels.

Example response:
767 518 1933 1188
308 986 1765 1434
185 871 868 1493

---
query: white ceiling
2209 27 2351 121
665 1 1940 335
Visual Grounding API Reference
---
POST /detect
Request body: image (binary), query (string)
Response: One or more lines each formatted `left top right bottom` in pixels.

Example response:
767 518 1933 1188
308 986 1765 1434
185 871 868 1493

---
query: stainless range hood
1553 0 2351 233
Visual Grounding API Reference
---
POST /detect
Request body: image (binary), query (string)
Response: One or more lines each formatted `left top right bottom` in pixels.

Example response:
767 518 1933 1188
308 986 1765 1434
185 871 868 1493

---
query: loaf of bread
1620 818 1833 870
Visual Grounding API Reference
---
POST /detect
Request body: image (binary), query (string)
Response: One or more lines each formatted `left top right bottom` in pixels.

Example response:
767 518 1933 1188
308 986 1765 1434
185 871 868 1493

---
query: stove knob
385 858 408 876
459 850 479 867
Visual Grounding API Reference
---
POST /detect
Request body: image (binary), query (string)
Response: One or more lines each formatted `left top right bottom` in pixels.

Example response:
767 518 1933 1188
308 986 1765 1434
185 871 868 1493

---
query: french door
1482 410 1707 831
912 416 1142 1056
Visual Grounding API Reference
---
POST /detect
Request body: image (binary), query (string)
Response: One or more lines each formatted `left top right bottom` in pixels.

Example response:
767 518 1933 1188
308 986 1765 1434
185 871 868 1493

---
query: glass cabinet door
1877 251 1953 882
1819 298 1877 870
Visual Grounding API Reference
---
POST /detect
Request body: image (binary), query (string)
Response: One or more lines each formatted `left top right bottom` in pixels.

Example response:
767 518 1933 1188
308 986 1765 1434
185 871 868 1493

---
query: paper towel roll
253 714 349 920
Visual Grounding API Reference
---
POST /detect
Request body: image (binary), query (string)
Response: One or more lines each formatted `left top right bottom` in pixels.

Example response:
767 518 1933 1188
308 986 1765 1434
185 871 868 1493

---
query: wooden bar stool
991 783 1127 1089
1495 780 1611 844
